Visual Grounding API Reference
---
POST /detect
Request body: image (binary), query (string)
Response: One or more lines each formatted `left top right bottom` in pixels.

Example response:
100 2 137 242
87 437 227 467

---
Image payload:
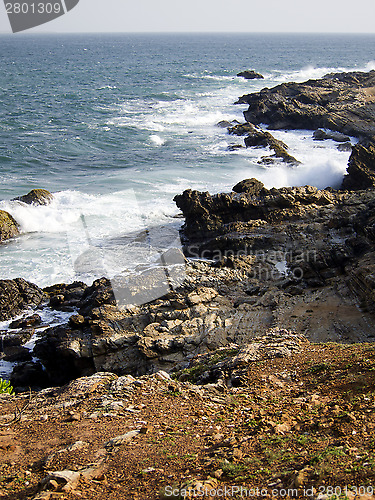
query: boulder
216 120 233 128
341 140 375 190
78 278 115 316
313 129 350 142
232 178 266 195
0 210 19 242
3 345 32 362
237 70 264 80
14 189 53 206
0 278 45 321
10 360 49 390
33 324 96 386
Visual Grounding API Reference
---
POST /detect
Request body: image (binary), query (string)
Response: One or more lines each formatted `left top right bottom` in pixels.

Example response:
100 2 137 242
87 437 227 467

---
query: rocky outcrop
0 210 20 242
236 70 375 139
237 70 264 80
341 140 375 190
14 188 54 206
174 182 335 246
32 283 234 385
177 328 307 385
0 278 45 321
228 122 299 164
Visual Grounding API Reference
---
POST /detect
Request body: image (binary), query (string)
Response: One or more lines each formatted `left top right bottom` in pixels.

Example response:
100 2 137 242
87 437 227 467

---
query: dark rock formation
228 122 299 164
341 140 375 190
2 345 32 362
9 313 41 329
0 278 45 321
0 210 20 242
33 324 96 385
14 188 54 206
227 144 244 151
44 281 88 312
236 70 375 139
10 360 50 390
237 70 264 80
78 278 116 317
313 129 350 142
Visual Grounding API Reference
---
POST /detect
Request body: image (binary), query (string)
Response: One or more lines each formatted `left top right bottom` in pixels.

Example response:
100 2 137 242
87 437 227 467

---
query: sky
0 0 375 34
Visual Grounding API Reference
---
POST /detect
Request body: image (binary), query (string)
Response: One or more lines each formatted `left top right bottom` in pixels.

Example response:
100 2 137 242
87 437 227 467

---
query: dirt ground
1 341 375 500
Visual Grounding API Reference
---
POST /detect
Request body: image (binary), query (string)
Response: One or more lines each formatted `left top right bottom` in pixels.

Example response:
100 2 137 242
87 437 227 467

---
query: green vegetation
0 379 14 395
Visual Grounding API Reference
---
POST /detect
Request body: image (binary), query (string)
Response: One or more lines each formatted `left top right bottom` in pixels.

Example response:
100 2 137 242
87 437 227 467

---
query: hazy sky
1 0 375 33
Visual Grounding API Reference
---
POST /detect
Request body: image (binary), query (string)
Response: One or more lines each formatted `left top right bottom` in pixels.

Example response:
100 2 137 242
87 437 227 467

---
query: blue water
0 33 375 286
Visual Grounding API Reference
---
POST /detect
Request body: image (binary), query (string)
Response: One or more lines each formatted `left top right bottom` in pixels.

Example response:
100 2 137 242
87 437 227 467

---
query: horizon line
1 30 375 35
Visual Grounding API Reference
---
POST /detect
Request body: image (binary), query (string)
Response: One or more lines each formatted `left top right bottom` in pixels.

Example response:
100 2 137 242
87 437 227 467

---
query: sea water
0 33 375 286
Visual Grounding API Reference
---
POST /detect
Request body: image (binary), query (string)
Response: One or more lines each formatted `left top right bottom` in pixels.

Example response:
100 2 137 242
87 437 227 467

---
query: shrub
0 379 14 395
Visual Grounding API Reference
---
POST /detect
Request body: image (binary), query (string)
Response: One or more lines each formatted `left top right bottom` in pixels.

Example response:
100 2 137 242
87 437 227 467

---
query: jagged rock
337 141 353 152
60 372 117 396
174 184 336 248
9 313 41 329
227 144 244 151
244 127 300 164
0 210 19 242
177 329 307 385
104 430 140 450
237 70 264 79
44 281 88 312
236 70 375 139
341 140 375 190
78 278 115 316
0 330 34 349
0 278 45 321
14 189 53 206
228 122 259 136
228 122 299 163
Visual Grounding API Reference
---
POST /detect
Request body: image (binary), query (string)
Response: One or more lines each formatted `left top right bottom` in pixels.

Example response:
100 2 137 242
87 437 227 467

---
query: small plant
220 461 245 478
308 362 331 374
0 379 14 395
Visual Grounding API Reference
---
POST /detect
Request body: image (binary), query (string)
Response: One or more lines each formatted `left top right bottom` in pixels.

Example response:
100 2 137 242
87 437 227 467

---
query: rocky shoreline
1 69 375 393
1 69 375 499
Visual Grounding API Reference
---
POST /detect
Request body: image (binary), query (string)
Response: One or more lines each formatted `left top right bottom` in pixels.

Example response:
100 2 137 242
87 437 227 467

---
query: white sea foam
150 134 166 146
183 73 236 82
270 60 375 83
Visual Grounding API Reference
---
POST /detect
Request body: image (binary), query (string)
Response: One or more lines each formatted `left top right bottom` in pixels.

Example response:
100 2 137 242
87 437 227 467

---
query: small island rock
237 70 264 80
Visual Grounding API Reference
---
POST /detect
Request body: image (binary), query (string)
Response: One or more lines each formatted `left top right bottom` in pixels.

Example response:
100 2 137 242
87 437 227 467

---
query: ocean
1 33 375 287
